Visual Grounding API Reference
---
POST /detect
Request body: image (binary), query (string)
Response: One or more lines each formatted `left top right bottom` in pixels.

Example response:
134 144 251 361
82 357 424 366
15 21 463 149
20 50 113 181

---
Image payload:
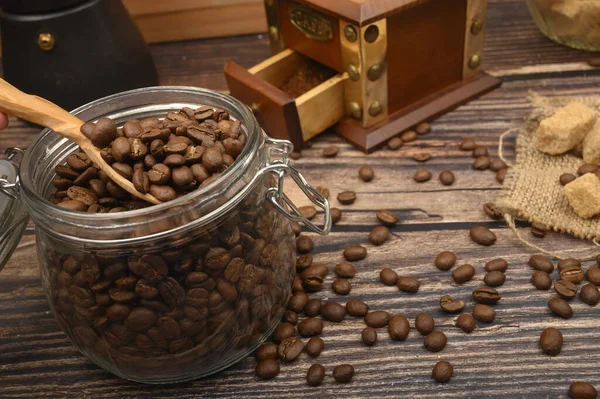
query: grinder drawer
224 49 347 150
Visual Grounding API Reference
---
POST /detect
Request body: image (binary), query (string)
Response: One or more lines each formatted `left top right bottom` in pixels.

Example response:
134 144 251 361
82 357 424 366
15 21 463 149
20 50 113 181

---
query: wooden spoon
0 78 161 204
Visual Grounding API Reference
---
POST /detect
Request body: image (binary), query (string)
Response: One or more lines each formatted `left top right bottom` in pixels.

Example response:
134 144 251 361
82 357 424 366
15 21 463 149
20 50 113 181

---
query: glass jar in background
526 0 600 52
0 87 330 383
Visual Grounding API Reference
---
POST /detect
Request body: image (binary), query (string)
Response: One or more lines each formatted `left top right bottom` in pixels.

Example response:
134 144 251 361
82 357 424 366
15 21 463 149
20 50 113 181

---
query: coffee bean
288 291 309 313
364 310 390 328
484 271 505 287
333 364 354 383
473 156 491 170
531 271 552 290
483 203 504 220
555 279 578 299
490 158 507 172
580 283 600 306
296 254 313 272
296 235 313 254
346 300 369 317
539 327 563 356
202 147 223 172
297 318 323 337
272 323 296 343
376 210 398 227
424 331 447 352
412 152 430 162
572 143 584 158
291 222 303 236
380 268 398 286
401 130 417 142
528 255 554 273
496 168 507 183
531 222 548 238
332 279 351 295
289 151 301 160
397 276 420 293
578 163 599 176
587 268 600 285
473 146 488 157
548 298 573 319
485 258 508 272
473 304 496 323
440 295 465 313
410 313 433 336
387 137 404 150
337 191 356 205
558 258 581 271
369 226 389 246
322 146 339 158
439 170 455 186
67 186 98 206
299 205 317 220
55 164 80 180
470 226 496 246
331 207 342 224
132 168 150 194
306 364 325 386
388 315 410 340
124 307 157 332
305 337 324 358
561 265 585 284
171 166 193 186
66 152 92 172
278 337 304 362
334 262 356 278
560 173 577 186
416 122 431 135
460 139 476 151
362 327 377 346
304 299 322 317
111 137 131 162
256 343 278 361
283 310 298 325
359 166 375 182
111 162 133 180
321 302 346 322
569 382 597 399
456 313 476 333
472 287 501 304
432 361 453 383
300 264 328 280
343 245 367 261
414 169 432 182
452 264 475 284
255 359 280 379
435 251 457 271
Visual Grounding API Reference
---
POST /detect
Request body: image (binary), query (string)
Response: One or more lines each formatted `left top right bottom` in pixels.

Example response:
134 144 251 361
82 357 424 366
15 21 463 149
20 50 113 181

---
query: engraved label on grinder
289 2 333 42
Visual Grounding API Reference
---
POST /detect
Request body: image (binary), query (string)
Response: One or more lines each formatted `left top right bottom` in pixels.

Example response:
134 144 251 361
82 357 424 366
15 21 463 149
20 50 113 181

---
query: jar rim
18 86 263 244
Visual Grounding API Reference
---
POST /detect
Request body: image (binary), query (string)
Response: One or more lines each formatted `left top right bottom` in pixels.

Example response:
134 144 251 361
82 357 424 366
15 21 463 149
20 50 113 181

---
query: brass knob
364 25 379 43
367 63 383 81
269 26 279 41
349 102 362 120
249 103 260 114
346 64 359 81
368 101 383 117
344 25 357 43
37 33 55 51
471 19 484 35
468 54 481 70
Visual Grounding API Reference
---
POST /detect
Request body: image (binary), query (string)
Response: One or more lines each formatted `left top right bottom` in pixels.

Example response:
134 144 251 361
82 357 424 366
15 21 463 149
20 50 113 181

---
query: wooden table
2 0 600 397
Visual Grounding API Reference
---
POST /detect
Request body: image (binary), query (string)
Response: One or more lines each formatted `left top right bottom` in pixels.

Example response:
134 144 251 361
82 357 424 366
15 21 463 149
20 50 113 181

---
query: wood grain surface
2 0 600 397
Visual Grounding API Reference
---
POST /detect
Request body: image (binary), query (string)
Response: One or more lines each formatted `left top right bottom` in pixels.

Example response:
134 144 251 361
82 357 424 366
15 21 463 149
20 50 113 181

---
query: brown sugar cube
564 173 600 219
583 120 600 164
534 102 597 155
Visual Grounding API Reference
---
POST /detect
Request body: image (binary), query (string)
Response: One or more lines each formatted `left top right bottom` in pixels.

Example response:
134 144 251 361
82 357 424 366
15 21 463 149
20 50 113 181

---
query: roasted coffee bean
569 382 597 399
380 268 398 286
337 191 356 205
306 363 325 386
172 166 194 186
397 276 420 293
531 222 548 238
414 169 432 182
580 283 600 306
528 255 554 273
164 154 186 167
435 251 457 271
424 331 447 352
460 139 476 151
291 222 303 237
555 279 578 299
346 300 369 317
52 177 74 190
296 235 313 254
335 262 356 278
439 170 455 186
388 315 410 340
322 146 339 158
531 271 553 290
283 310 298 325
572 143 584 158
66 152 92 172
255 359 280 379
288 291 309 313
416 122 431 135
67 186 98 206
432 361 453 383
332 279 351 295
387 136 404 150
472 287 501 305
278 337 304 362
472 146 488 157
587 268 600 285
298 318 323 337
485 258 508 272
540 327 563 356
343 245 367 261
202 147 223 172
473 304 495 323
111 137 131 162
470 226 496 246
401 130 417 142
490 158 507 172
415 312 435 335
321 302 346 322
483 203 503 220
55 165 80 180
147 163 171 185
559 172 578 188
124 307 157 332
331 207 342 224
376 210 398 227
112 162 133 180
333 364 354 383
548 298 573 319
272 323 296 343
296 254 313 272
299 205 317 220
484 271 505 287
496 168 507 183
57 199 88 212
456 313 476 333
304 299 322 317
560 265 585 284
558 258 581 271
369 226 389 246
473 155 491 170
440 295 465 313
91 118 118 147
452 264 475 284
300 264 328 280
578 163 599 176
132 168 150 194
359 166 375 182
362 327 377 346
412 152 430 162
364 310 390 328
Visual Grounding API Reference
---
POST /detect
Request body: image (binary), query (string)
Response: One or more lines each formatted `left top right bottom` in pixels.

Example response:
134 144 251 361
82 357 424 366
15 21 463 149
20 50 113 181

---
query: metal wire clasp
0 148 23 200
262 137 331 235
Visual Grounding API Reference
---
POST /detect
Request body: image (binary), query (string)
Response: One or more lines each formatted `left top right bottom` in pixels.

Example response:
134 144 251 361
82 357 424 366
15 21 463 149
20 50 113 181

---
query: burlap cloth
496 93 600 242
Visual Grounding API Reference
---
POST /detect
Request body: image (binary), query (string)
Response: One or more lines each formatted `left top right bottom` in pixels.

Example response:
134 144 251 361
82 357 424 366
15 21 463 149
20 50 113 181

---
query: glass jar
526 0 600 52
0 87 330 383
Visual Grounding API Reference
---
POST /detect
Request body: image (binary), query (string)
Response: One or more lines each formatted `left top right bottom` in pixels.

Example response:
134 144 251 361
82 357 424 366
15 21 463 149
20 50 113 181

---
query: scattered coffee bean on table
415 313 435 335
306 337 324 358
296 254 313 272
283 310 298 325
289 151 302 160
496 168 507 183
304 299 322 317
490 158 508 172
548 298 573 319
255 359 280 379
484 271 506 287
483 202 504 220
256 343 278 361
440 295 465 313
335 262 356 278
331 207 342 224
531 222 548 238
560 173 577 186
472 287 501 304
473 156 491 170
460 139 477 151
322 146 339 158
456 313 476 333
578 163 599 176
531 271 553 290
288 291 310 313
539 327 563 356
473 146 488 157
580 283 600 306
569 381 597 399
362 327 378 346
413 152 431 162
376 210 399 227
337 190 357 205
485 258 508 272
380 268 399 286
343 245 367 261
558 258 582 271
452 264 475 284
272 322 296 343
278 337 304 362
346 300 369 317
364 310 391 328
473 304 496 323
435 251 457 271
388 137 404 150
424 331 447 352
332 278 352 295
333 364 355 383
561 265 585 284
555 279 578 299
321 302 346 322
416 122 431 135
401 130 417 142
470 226 497 246
316 186 330 199
414 169 432 182
439 170 455 186
359 166 375 182
306 363 326 386
388 315 410 341
298 318 324 337
296 235 313 254
589 267 600 285
397 276 420 293
529 255 555 273
432 361 453 383
369 226 390 246
299 205 317 220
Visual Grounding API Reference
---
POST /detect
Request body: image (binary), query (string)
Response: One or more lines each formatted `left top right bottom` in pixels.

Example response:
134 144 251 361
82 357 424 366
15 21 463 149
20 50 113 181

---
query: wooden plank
122 0 261 17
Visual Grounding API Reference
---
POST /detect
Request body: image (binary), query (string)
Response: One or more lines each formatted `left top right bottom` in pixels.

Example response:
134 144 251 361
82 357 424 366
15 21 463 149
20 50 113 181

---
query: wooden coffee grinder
225 0 501 152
